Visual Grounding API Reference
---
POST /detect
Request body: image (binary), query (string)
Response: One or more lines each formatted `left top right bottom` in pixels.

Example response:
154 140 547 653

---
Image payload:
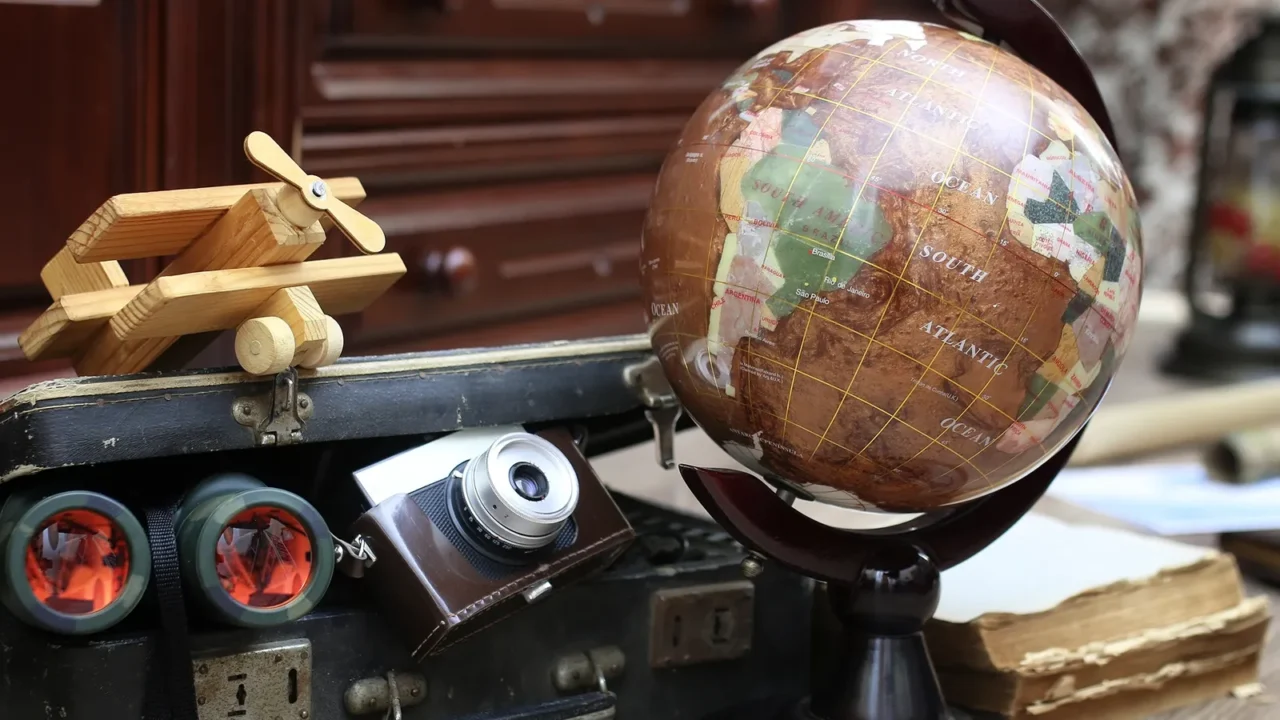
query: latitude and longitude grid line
943 53 1120 473
683 331 998 472
666 36 1120 486
662 269 1023 425
684 132 1083 302
683 43 837 412
913 58 1074 492
814 41 1003 475
793 39 973 470
723 44 838 427
777 38 925 443
680 125 1085 301
870 58 1042 490
704 92 1085 236
945 290 1062 487
893 279 1051 490
952 130 1136 481
860 49 1015 480
848 39 1106 490
785 42 1104 242
652 334 909 481
829 39 1040 91
783 88 1084 225
804 39 1119 490
671 58 1095 336
824 43 1047 136
658 115 1102 465
829 36 1126 191
660 84 1086 361
659 205 1050 365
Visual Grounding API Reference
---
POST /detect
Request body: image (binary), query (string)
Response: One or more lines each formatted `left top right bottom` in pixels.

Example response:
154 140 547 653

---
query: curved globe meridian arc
639 20 1144 514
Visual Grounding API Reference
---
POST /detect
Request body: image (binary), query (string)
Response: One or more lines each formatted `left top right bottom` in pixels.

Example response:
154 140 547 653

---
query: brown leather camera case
351 428 636 659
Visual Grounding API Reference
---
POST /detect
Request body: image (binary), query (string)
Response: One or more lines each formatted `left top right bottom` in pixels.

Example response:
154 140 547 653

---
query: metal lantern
1168 19 1280 380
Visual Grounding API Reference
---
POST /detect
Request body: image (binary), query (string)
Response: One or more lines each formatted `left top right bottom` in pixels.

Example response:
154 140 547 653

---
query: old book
926 513 1269 718
951 650 1263 719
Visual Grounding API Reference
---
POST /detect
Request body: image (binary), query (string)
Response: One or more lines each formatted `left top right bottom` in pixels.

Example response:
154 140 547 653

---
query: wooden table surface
594 297 1280 719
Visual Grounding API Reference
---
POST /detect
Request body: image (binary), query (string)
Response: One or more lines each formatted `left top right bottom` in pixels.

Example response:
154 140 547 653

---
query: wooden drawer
322 0 785 54
303 114 686 188
303 57 737 128
346 173 652 346
360 299 646 353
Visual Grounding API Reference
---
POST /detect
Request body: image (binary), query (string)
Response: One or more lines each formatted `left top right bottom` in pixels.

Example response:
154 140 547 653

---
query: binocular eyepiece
175 473 334 629
0 490 151 636
0 474 333 635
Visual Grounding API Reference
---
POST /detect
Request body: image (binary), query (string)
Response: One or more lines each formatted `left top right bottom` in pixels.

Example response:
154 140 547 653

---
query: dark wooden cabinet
0 0 870 377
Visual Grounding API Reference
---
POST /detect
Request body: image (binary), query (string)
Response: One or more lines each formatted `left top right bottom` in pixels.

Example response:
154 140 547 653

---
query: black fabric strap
143 504 200 720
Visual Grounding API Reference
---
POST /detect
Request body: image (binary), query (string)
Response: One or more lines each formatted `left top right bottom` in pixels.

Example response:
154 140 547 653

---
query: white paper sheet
1046 462 1280 535
937 512 1212 622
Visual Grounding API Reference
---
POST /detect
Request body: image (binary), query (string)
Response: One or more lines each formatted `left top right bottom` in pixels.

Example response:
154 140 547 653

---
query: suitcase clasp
234 367 314 446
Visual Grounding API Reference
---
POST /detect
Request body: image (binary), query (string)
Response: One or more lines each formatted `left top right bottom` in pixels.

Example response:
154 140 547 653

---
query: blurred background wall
1039 0 1273 290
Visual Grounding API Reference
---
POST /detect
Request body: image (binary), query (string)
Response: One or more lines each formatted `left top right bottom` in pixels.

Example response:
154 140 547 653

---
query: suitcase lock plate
192 639 312 720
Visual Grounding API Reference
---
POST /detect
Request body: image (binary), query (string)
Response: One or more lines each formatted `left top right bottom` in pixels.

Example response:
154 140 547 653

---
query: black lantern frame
1167 18 1280 381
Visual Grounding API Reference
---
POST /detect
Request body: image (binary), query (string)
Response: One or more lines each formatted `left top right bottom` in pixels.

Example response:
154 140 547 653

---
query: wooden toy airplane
18 132 407 377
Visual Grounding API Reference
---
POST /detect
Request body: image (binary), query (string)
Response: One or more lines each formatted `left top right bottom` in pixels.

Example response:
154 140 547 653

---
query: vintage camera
350 425 635 659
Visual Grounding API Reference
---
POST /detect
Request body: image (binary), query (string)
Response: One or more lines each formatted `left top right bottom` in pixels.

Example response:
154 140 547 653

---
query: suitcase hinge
234 367 314 446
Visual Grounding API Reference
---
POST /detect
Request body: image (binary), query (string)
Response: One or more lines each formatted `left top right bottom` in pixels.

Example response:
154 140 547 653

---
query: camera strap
141 502 200 720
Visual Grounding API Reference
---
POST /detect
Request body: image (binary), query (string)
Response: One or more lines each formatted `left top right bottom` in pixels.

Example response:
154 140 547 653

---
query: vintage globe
640 20 1143 513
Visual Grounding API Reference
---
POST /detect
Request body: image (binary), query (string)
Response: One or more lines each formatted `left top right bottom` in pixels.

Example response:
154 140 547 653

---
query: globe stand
797 547 944 720
678 434 1082 720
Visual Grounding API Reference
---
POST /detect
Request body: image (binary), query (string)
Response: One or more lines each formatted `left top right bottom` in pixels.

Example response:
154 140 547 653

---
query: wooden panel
303 58 735 127
19 285 144 361
325 0 784 54
40 247 130 300
68 178 364 262
0 0 159 301
361 172 654 236
302 115 686 187
357 299 646 354
110 254 407 339
348 175 649 346
162 0 304 190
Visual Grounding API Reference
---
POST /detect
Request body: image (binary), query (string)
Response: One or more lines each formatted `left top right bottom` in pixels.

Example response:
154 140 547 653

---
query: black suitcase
0 336 814 720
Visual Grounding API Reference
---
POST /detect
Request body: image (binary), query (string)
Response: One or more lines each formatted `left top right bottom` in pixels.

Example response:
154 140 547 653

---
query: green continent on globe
639 19 1143 514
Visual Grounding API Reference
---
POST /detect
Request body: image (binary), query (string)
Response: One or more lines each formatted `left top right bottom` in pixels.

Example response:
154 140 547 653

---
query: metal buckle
334 534 377 578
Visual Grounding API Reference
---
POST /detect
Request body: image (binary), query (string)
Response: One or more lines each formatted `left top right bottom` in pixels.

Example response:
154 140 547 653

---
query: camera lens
460 433 579 551
509 463 549 501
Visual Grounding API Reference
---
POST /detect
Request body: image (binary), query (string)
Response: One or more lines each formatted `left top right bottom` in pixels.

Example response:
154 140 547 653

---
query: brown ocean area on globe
640 20 1144 513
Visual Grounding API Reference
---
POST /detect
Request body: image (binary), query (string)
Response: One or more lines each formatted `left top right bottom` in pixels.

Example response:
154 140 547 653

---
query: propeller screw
310 179 328 199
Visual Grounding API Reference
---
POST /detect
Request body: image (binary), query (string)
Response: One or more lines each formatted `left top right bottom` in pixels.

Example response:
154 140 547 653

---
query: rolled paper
1205 425 1280 484
0 489 151 635
1069 378 1280 466
175 473 334 628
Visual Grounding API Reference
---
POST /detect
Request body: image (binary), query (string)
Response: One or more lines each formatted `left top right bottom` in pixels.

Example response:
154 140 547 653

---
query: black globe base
797 547 947 720
678 434 1082 720
1164 315 1280 383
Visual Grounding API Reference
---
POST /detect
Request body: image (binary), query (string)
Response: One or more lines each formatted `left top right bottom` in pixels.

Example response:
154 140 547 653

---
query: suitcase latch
234 367 314 446
624 356 682 469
